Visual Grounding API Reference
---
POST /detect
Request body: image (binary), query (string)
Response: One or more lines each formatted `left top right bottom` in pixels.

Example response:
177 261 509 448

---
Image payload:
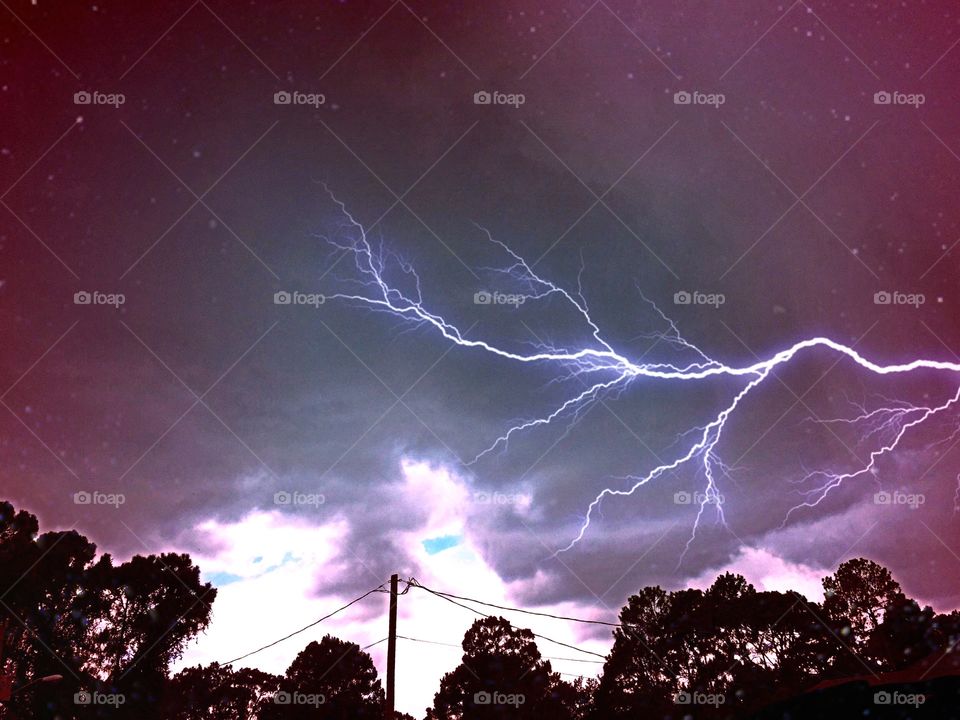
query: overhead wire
218 576 613 668
396 634 603 664
409 578 608 660
221 581 387 665
408 579 622 628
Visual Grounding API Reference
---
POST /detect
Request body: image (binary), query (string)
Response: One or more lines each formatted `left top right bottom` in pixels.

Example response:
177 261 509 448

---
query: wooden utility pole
385 574 398 720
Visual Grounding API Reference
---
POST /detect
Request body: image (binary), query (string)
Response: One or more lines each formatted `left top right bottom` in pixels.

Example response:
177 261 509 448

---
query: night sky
3 0 960 714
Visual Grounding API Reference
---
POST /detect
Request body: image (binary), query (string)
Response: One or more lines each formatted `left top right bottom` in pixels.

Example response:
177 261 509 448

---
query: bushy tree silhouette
164 663 279 719
427 616 581 720
259 635 383 719
594 558 960 718
0 501 214 720
592 573 840 718
822 558 902 665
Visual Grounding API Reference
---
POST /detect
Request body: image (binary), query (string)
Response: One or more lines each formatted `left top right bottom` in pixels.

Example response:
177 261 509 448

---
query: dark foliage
2 500 957 720
0 501 214 719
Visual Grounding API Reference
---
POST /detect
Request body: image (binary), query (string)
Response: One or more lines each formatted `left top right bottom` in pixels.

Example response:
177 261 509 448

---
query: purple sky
3 1 960 714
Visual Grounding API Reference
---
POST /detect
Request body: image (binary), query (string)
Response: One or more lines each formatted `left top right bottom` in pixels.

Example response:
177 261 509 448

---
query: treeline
0 500 212 719
1 500 958 719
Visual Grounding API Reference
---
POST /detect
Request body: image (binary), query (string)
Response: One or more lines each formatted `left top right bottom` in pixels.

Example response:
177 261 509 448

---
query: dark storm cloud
2 0 959 614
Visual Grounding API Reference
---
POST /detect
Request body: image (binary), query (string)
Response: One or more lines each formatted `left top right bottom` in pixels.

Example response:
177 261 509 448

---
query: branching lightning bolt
321 194 960 558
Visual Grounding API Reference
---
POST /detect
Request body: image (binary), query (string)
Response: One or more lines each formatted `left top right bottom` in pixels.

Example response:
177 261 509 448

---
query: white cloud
687 546 827 601
173 459 612 716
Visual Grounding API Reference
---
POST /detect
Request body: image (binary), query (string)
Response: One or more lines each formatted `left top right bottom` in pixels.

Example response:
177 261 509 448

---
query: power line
375 579 412 595
363 637 389 650
410 579 607 660
217 576 610 668
532 632 606 660
408 579 622 628
222 582 387 665
396 634 603 664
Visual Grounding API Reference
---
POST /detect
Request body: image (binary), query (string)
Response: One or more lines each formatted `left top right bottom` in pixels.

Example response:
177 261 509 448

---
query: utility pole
385 574 398 720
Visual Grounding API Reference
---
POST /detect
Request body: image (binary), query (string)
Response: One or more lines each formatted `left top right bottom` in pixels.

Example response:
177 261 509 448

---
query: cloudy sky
3 0 960 714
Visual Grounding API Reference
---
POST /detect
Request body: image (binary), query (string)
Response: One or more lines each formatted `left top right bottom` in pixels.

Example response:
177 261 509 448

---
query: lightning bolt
782 387 960 527
321 194 960 558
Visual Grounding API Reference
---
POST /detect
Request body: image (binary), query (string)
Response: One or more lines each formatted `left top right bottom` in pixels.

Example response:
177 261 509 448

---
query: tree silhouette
594 558 960 718
427 616 577 720
592 573 840 718
4 498 958 720
259 635 383 719
822 558 902 664
0 501 214 719
163 663 279 719
550 676 596 720
591 585 674 718
85 552 217 714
